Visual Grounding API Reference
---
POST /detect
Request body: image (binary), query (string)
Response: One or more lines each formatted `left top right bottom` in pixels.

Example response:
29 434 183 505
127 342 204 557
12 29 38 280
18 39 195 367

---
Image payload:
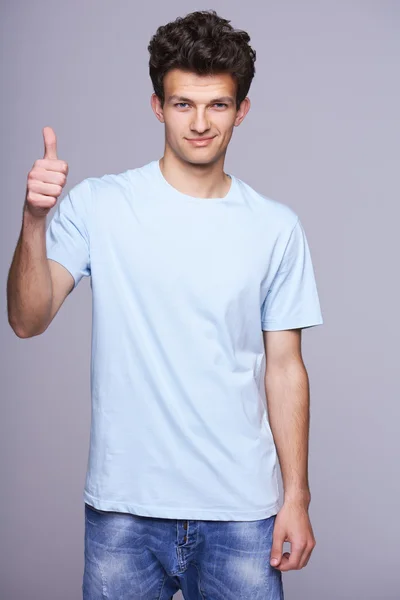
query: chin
181 151 220 167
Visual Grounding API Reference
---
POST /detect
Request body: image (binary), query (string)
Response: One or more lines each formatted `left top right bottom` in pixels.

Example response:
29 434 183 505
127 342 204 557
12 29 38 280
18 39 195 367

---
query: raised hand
24 126 69 219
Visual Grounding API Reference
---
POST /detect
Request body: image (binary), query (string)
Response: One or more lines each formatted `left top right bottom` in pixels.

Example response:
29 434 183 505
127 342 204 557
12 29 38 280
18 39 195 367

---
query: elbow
9 325 29 338
14 328 30 339
9 322 32 338
8 318 47 339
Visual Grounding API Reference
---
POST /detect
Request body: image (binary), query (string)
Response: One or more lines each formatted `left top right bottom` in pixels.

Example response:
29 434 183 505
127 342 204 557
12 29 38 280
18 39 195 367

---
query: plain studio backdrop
1 1 399 599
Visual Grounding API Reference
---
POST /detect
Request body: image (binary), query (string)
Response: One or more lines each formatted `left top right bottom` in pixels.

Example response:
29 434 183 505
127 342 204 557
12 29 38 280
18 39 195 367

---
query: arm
260 218 323 572
7 208 74 338
7 126 74 338
263 328 317 572
263 328 311 506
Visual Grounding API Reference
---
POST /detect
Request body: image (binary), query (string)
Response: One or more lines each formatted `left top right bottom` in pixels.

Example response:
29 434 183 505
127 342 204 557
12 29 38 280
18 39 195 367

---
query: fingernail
271 558 278 566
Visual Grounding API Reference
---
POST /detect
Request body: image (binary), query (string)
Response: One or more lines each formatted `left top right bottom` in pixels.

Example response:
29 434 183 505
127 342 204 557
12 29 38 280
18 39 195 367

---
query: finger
31 166 66 186
270 532 285 567
35 158 68 174
299 542 315 569
278 545 304 572
43 126 58 160
275 552 291 571
26 191 58 207
29 180 63 198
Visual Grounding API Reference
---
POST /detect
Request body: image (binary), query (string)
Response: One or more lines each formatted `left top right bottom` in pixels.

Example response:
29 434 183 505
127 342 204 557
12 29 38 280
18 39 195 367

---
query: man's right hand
24 126 69 219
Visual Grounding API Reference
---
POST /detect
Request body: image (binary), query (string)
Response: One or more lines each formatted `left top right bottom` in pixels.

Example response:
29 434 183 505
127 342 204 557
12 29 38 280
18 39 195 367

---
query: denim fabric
83 503 284 599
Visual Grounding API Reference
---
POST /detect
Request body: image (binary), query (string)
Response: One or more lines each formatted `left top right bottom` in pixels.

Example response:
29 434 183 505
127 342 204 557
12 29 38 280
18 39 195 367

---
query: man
7 9 323 600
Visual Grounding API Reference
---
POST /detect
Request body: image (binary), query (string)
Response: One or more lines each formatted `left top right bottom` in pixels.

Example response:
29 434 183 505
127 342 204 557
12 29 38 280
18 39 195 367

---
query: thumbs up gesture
24 126 69 218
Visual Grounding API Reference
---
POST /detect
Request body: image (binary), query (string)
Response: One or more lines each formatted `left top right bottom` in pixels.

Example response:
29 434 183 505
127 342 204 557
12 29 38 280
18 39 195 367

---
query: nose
190 109 211 135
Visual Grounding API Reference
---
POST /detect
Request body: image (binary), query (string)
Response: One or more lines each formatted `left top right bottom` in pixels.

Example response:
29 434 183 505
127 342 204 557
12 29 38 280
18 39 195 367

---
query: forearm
265 360 311 506
7 207 53 337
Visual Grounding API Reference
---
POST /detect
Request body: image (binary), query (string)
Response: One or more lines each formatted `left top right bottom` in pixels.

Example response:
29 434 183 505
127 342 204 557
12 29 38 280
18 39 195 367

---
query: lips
186 136 215 146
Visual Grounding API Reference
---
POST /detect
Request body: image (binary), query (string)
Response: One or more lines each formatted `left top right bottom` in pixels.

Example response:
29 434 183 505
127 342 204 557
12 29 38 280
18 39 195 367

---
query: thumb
43 126 58 160
270 531 284 567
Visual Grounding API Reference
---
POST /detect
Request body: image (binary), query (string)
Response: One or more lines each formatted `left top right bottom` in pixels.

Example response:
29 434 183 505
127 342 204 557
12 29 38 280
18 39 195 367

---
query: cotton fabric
45 159 323 521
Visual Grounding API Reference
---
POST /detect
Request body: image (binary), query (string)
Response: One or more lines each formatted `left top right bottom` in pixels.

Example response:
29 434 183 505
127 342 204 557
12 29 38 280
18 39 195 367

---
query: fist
24 126 69 218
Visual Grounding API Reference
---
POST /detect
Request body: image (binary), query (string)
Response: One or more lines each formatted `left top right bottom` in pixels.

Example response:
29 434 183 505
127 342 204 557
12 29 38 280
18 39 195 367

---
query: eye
213 103 228 108
175 103 189 108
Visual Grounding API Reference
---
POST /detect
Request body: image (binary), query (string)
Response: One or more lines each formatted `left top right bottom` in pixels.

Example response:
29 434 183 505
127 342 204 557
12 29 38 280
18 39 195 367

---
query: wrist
283 488 311 508
22 204 47 228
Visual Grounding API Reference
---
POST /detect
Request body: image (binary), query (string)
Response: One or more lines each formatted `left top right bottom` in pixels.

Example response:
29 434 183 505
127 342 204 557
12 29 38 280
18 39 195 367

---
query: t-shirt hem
46 254 79 288
262 317 323 331
83 490 281 521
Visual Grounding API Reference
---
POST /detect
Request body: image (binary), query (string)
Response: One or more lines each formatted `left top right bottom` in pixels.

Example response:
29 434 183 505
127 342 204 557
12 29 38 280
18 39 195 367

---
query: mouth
186 136 216 146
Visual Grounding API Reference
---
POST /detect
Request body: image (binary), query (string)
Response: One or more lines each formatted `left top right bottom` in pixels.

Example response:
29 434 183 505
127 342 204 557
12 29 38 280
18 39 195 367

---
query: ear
234 97 251 127
151 93 165 123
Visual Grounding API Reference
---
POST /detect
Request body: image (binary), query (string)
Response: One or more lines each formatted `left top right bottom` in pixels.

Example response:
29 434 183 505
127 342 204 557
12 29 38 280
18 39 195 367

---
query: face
151 69 250 166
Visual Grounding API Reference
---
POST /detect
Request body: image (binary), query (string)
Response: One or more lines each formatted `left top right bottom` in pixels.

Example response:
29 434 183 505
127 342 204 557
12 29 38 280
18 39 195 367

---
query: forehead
164 69 236 102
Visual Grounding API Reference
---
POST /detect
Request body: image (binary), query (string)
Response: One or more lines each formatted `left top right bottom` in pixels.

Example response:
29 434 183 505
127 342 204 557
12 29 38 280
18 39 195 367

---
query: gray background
1 1 399 599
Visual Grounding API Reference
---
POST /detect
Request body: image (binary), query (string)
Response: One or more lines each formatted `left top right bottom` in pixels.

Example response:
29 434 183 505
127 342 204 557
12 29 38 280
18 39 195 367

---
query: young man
7 10 323 600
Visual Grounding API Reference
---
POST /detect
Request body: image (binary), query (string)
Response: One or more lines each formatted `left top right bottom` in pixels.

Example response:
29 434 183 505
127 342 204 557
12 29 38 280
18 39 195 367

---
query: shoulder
233 174 299 234
84 160 155 197
85 170 132 195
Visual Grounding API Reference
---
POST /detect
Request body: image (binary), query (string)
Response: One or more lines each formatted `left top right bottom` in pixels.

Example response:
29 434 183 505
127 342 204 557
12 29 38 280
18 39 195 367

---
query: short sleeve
261 218 323 331
45 178 92 289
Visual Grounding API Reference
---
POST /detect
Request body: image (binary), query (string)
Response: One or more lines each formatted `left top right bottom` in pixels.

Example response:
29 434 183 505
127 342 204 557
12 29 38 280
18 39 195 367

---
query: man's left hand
269 500 316 571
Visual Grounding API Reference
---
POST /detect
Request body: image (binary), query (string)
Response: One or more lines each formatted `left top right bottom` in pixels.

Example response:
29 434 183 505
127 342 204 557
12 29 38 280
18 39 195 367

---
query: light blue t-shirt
45 158 323 521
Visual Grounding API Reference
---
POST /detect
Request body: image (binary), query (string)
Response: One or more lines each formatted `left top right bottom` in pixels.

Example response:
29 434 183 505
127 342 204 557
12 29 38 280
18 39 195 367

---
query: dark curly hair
148 10 256 110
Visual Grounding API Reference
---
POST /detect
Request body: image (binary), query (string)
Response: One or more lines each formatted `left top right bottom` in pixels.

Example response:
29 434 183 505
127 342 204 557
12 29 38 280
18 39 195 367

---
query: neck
159 149 231 199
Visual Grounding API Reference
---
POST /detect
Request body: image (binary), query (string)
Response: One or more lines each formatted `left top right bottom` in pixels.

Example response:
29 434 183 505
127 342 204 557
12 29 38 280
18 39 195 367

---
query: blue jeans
83 503 284 599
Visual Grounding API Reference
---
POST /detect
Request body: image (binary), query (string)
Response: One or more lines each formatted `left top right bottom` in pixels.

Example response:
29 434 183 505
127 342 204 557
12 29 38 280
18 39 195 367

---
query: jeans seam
156 573 168 600
94 551 109 599
192 562 206 600
84 508 109 599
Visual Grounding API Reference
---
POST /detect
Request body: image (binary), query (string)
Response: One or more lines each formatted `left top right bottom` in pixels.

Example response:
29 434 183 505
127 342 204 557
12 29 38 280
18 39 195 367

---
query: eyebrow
167 95 235 105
